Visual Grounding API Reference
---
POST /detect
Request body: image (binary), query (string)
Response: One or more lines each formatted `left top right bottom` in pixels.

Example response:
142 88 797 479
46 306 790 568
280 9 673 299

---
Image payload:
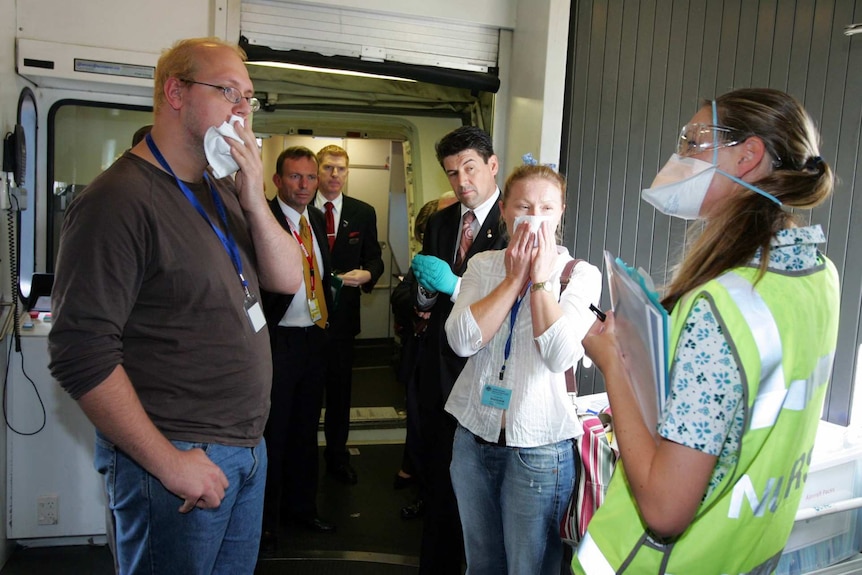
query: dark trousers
263 325 328 531
400 332 426 479
323 336 354 467
418 398 464 575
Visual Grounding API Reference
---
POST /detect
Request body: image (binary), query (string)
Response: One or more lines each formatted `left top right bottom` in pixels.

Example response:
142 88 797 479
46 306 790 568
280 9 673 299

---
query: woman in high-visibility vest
576 88 840 575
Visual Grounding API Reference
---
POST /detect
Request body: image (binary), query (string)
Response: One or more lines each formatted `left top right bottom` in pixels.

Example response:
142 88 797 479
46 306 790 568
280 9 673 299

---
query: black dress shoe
295 516 337 533
327 461 358 485
400 498 425 520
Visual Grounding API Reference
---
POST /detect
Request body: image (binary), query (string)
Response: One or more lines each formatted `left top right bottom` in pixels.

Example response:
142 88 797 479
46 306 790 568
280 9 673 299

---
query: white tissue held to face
513 215 553 247
204 115 245 178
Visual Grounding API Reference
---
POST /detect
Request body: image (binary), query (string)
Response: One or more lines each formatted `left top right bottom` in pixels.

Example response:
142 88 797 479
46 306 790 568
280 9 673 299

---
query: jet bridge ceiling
246 60 495 134
240 0 501 130
240 0 500 76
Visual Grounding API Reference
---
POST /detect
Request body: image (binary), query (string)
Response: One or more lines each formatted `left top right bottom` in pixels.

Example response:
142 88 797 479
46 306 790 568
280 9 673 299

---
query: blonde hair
153 37 247 115
662 88 834 311
502 164 566 203
317 144 350 167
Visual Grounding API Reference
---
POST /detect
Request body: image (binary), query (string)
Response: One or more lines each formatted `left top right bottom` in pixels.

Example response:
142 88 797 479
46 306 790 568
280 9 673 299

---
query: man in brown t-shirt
48 37 302 574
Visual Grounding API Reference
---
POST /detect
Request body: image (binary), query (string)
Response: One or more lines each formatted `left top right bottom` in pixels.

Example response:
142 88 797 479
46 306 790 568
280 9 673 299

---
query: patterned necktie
299 215 328 328
454 210 476 269
324 201 336 251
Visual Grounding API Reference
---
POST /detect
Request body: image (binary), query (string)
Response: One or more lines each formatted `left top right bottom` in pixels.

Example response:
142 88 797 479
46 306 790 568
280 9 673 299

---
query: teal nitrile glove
412 254 458 295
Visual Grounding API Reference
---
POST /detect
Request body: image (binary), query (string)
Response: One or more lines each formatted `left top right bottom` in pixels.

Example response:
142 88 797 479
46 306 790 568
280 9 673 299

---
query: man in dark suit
408 126 508 574
313 144 384 485
260 147 336 552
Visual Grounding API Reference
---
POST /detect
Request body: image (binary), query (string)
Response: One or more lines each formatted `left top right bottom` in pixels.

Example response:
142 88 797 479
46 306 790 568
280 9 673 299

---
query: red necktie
324 201 336 251
454 210 475 269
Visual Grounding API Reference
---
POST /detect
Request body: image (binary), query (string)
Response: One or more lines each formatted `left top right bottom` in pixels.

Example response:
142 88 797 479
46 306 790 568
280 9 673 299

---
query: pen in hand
590 303 606 322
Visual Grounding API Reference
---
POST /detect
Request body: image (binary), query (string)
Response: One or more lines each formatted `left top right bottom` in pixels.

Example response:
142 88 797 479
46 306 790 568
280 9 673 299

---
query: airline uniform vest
574 257 840 575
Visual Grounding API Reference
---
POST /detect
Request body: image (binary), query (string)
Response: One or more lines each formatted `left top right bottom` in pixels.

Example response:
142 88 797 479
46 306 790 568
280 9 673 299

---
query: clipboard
603 250 669 434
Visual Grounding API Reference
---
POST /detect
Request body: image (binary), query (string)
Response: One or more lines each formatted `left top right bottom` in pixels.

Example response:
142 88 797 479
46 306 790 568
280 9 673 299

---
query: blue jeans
95 432 267 575
450 425 575 575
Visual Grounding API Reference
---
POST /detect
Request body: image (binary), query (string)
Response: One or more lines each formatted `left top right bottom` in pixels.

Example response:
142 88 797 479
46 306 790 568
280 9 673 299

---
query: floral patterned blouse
658 225 826 498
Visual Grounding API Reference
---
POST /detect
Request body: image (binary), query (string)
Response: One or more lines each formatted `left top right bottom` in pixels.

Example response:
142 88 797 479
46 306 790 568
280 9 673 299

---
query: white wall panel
16 0 217 53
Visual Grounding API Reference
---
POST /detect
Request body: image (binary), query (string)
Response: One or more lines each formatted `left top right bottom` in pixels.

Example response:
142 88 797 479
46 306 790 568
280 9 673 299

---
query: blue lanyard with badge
145 134 266 333
482 289 527 410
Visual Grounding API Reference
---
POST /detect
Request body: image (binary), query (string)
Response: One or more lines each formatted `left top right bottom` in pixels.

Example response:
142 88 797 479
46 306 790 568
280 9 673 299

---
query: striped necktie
454 210 475 269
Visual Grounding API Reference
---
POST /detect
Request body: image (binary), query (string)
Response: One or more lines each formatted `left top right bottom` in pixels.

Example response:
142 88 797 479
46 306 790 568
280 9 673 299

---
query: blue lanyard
145 134 249 295
499 285 529 381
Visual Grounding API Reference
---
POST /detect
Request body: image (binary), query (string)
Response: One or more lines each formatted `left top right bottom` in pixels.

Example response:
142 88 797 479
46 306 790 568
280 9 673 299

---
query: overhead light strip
247 61 416 83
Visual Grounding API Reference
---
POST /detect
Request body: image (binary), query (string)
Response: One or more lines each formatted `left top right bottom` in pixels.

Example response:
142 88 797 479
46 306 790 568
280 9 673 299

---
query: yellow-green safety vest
573 257 840 575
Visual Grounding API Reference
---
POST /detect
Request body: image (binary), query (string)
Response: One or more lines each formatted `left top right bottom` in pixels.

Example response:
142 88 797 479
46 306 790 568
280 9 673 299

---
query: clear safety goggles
676 123 743 157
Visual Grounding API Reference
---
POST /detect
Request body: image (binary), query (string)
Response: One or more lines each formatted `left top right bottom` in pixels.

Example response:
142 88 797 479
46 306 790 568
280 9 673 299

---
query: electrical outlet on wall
37 494 59 525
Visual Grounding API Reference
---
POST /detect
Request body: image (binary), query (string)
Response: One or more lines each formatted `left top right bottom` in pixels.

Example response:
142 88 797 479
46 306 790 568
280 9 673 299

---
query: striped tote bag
560 410 618 546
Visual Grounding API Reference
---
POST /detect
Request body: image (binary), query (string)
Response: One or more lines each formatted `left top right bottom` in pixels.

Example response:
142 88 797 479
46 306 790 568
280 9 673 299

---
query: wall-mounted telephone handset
3 125 27 211
2 122 46 436
2 125 27 348
3 124 26 185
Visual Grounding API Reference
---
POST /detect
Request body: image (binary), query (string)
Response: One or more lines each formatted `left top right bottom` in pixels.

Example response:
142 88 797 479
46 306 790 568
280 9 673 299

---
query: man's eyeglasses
676 123 742 157
181 79 261 112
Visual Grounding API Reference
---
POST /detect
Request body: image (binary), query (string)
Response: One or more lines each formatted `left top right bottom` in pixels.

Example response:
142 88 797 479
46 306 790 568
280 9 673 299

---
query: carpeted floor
262 443 423 562
256 558 418 574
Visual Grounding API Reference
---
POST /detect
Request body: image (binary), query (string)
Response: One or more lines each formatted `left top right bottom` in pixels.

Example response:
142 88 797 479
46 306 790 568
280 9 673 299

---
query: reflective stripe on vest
717 272 833 430
577 532 618 575
716 272 784 430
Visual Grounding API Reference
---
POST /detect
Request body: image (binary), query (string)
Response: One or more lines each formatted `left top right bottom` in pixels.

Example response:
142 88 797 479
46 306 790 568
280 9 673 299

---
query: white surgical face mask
641 154 716 220
642 100 783 220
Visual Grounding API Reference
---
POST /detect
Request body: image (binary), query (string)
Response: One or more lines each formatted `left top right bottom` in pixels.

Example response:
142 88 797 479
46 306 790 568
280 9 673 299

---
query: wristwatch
418 285 438 298
530 281 552 293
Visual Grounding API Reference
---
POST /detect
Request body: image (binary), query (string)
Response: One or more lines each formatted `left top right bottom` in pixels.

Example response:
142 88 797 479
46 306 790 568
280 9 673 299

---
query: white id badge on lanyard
244 292 266 333
308 297 323 323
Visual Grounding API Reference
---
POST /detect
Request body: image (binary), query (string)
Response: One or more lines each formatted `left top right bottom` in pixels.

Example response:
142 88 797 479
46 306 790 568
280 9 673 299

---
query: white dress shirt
276 198 325 328
452 188 499 262
444 248 602 447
